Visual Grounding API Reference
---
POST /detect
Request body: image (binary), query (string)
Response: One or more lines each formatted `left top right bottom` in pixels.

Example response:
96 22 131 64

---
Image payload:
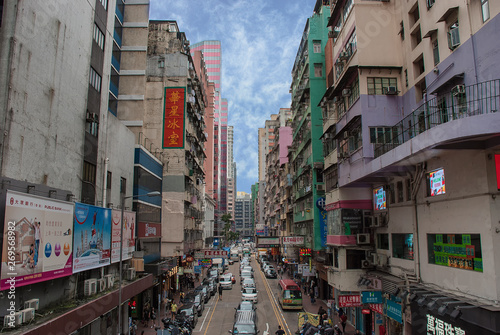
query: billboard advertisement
1 190 74 290
72 203 111 273
111 209 136 263
162 87 186 149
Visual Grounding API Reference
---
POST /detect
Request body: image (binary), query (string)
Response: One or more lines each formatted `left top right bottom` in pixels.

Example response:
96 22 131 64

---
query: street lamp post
118 191 160 335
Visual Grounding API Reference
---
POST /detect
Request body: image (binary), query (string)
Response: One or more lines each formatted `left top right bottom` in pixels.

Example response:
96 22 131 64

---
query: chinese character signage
369 303 384 314
203 250 228 258
385 299 402 323
362 291 383 304
283 236 304 245
111 209 136 263
138 222 161 238
339 294 362 307
1 191 74 290
300 248 311 256
162 87 186 149
426 314 466 335
428 234 482 272
73 203 111 273
316 197 327 248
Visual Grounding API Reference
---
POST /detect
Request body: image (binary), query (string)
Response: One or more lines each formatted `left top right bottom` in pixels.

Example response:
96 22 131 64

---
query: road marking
202 296 219 335
263 322 269 335
197 307 211 331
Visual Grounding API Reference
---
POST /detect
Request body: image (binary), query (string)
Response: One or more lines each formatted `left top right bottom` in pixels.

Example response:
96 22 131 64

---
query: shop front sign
362 291 383 304
339 294 362 307
386 299 402 323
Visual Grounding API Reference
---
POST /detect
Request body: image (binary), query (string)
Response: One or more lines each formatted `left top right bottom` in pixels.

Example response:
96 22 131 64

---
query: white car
241 287 258 303
242 278 256 289
219 275 232 290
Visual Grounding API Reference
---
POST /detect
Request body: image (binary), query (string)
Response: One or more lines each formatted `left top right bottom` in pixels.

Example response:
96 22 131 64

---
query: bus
278 279 302 310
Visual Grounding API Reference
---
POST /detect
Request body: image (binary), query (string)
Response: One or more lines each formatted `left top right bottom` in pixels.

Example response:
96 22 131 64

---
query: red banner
204 250 228 257
163 87 186 148
369 303 383 314
338 294 362 307
137 222 161 238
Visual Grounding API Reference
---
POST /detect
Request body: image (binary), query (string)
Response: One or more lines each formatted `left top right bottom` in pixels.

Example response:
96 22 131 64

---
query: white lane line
197 306 211 331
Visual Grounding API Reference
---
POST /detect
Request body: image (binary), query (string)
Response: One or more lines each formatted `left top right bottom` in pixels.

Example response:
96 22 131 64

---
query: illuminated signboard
426 314 466 335
162 87 186 149
299 248 311 256
495 154 500 190
427 234 482 272
427 168 446 196
373 187 386 211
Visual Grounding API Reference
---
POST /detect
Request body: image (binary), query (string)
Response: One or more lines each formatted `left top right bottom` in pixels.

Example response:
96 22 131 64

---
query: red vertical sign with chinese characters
163 87 186 148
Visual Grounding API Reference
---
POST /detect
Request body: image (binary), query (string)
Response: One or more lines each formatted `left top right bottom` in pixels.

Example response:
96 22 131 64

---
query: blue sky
150 0 318 193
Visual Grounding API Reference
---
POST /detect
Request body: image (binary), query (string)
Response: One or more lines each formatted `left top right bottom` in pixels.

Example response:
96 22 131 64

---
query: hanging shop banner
73 203 111 273
339 294 362 307
162 87 186 149
198 259 212 267
203 250 228 258
369 303 384 315
283 236 304 245
316 197 327 248
386 298 402 323
111 209 136 263
257 237 280 247
362 291 383 304
1 191 74 290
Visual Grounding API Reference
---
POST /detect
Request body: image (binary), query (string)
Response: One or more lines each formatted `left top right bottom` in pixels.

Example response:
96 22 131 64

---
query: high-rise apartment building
235 192 253 238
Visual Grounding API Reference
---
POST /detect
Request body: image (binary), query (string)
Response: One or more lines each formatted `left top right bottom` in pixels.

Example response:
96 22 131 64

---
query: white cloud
149 0 317 192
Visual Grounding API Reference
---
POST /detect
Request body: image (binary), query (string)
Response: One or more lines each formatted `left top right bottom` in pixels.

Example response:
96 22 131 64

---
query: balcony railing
375 79 500 158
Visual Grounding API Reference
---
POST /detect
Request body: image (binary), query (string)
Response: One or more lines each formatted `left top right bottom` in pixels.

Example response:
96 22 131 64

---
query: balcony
375 80 500 158
328 268 366 292
113 29 122 48
326 234 357 247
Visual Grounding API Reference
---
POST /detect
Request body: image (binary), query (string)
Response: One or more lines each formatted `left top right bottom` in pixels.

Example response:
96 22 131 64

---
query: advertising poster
1 191 74 290
162 87 186 149
373 187 386 210
429 168 446 196
111 209 136 263
72 203 111 273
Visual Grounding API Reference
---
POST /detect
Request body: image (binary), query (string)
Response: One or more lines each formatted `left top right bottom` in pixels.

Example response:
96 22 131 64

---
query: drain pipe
411 163 425 282
102 158 109 207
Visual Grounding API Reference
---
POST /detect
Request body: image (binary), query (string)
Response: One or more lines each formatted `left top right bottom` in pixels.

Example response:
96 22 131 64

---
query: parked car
241 287 258 303
177 303 198 328
230 310 259 334
224 272 236 284
235 301 255 315
202 277 217 296
208 268 219 282
194 285 210 304
240 270 253 283
219 275 233 290
183 292 204 317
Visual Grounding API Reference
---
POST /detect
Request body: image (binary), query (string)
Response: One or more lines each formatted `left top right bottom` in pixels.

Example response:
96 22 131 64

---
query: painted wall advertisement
73 203 111 273
111 209 136 263
1 191 74 290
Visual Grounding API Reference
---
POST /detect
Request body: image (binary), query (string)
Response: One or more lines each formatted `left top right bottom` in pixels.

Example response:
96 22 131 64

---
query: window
481 0 490 22
313 40 321 53
107 171 112 190
432 39 440 65
448 21 460 50
120 177 126 195
411 25 422 49
406 179 412 201
427 234 482 272
405 69 409 87
367 77 398 95
409 3 420 26
413 55 425 78
333 248 339 268
377 234 389 250
99 0 108 10
158 60 165 68
342 0 353 23
346 249 365 269
314 63 323 77
85 114 99 136
392 233 414 260
370 127 392 144
399 21 405 41
397 181 404 203
93 23 105 50
388 183 395 204
427 0 435 9
347 78 359 107
89 67 102 92
83 161 96 184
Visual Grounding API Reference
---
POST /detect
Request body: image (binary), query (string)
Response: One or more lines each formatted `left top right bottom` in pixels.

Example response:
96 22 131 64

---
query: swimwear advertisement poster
111 209 136 263
72 203 111 273
429 168 446 196
1 190 74 290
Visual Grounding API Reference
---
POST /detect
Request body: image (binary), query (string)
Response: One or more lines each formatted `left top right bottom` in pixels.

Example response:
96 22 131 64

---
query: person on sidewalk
340 314 347 333
275 325 285 335
170 301 178 320
150 307 156 328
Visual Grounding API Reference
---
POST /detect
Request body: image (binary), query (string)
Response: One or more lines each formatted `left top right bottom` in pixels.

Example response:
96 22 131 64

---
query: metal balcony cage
374 79 500 158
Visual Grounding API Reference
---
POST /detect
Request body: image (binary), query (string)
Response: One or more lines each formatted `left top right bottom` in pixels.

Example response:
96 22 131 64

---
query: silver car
241 287 258 303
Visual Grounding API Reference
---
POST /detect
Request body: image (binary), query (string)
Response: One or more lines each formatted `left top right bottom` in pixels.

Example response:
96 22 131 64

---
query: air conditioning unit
24 298 39 311
21 308 35 323
361 258 375 269
316 184 324 191
339 52 350 60
357 233 371 245
104 274 114 287
451 84 465 96
127 267 136 281
84 279 97 296
98 278 106 292
342 89 351 97
377 254 388 267
383 86 398 95
3 311 23 327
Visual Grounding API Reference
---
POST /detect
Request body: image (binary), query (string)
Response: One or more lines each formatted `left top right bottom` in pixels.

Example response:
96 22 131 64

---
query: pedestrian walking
218 284 223 300
170 301 178 320
150 307 156 328
340 314 347 333
275 325 285 335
